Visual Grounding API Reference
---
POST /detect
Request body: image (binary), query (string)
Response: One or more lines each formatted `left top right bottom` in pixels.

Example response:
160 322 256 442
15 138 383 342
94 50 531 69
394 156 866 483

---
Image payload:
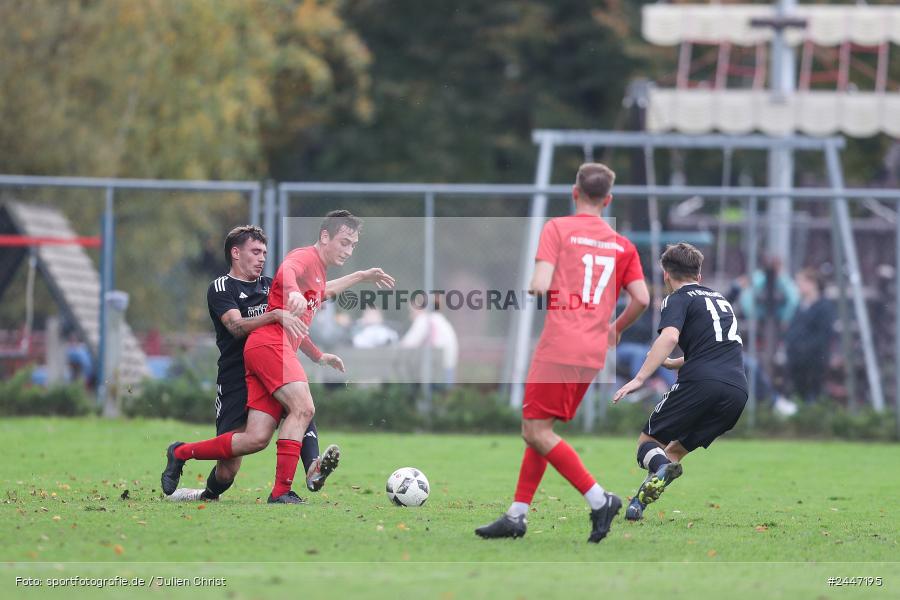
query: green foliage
123 352 218 422
0 0 371 180
0 369 94 417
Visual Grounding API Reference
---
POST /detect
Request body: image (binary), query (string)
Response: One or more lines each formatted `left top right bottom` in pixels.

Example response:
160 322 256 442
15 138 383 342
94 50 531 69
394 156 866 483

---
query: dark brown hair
320 210 362 239
797 267 825 293
576 163 616 202
660 242 704 281
224 225 267 266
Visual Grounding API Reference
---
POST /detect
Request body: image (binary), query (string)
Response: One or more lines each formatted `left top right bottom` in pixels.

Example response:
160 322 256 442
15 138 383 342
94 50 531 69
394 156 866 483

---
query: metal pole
279 185 289 265
766 0 797 271
830 194 857 410
263 183 276 278
421 192 435 419
96 186 115 406
746 195 759 428
825 142 885 412
250 186 261 226
716 148 733 282
510 138 553 407
895 212 900 438
645 146 662 336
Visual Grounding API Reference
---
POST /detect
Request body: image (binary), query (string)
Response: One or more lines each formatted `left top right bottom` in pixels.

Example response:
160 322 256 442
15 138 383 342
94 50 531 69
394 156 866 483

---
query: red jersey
531 214 644 370
245 245 326 360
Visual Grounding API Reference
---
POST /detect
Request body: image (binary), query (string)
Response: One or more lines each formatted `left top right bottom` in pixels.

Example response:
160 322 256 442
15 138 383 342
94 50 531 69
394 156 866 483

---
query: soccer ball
385 467 430 507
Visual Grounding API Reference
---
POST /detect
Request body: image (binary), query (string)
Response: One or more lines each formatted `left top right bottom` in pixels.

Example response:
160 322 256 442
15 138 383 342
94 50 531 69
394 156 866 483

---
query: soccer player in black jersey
612 243 748 520
166 225 339 501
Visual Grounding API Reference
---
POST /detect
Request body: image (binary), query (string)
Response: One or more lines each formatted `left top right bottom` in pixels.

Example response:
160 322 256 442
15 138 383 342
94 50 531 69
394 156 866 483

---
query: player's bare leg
266 381 315 504
625 433 684 521
164 410 277 499
477 418 621 543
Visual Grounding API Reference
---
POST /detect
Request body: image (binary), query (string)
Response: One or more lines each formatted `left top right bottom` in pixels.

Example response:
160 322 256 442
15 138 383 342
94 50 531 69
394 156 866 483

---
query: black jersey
658 283 747 392
207 274 272 387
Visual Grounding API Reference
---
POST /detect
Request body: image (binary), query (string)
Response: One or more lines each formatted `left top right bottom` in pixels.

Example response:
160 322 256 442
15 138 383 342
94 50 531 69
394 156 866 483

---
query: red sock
174 432 235 461
271 439 302 498
545 440 596 494
514 446 548 504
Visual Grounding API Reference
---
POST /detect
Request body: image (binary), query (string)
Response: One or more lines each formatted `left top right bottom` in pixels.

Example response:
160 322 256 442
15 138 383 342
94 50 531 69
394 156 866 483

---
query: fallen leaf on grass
755 525 768 532
397 523 409 531
707 550 717 558
52 516 61 522
114 545 124 555
197 504 206 510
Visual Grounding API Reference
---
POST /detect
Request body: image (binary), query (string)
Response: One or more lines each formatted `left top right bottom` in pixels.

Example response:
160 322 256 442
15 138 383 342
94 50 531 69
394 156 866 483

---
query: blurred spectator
400 302 459 387
739 256 799 377
352 308 399 349
65 333 95 389
784 268 835 404
309 301 352 350
739 256 799 325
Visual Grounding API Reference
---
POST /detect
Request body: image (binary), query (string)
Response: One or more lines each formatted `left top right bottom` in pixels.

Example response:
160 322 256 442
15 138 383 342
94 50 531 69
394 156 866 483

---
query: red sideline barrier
0 235 102 247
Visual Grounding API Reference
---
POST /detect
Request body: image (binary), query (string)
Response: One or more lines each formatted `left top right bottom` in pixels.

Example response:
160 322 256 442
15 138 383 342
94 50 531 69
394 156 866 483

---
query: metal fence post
824 142 885 412
263 182 276 278
746 195 759 429
420 192 435 420
250 185 261 226
96 186 115 407
895 213 900 438
510 137 553 407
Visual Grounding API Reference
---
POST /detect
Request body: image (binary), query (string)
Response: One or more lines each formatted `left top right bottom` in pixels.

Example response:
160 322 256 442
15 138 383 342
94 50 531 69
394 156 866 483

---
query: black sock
201 466 233 500
637 441 671 473
300 420 320 474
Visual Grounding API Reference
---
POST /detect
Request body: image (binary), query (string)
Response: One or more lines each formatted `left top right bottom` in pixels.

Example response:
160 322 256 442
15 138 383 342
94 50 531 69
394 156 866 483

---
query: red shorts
244 343 308 422
522 360 599 422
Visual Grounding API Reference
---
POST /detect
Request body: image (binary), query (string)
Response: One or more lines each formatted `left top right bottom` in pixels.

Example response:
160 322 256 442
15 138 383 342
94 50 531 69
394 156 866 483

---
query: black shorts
215 381 248 435
643 379 747 452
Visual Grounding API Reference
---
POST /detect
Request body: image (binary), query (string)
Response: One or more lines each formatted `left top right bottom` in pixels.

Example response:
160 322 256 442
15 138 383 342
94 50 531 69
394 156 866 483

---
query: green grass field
1 417 897 599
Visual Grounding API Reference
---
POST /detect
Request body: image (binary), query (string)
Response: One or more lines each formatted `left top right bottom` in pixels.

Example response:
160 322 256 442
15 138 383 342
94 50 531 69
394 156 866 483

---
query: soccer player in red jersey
161 211 394 504
476 163 650 543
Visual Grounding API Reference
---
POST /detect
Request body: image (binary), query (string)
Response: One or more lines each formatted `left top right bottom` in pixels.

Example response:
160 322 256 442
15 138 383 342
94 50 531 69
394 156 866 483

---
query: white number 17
704 298 742 344
581 254 615 305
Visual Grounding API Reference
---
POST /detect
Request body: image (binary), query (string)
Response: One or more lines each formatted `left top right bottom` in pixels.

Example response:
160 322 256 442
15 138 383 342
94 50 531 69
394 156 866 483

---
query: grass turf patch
1 417 897 598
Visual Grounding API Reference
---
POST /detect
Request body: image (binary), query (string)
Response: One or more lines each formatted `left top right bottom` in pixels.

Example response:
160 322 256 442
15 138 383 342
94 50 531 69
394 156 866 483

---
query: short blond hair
576 163 616 202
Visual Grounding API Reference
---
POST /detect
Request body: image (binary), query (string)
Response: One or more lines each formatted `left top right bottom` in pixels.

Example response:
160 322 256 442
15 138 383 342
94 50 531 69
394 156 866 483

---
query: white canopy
643 4 900 47
646 89 900 137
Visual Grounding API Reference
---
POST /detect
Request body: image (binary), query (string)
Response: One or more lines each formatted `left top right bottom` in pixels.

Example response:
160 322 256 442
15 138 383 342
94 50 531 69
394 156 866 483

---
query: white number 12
704 298 742 344
581 254 615 305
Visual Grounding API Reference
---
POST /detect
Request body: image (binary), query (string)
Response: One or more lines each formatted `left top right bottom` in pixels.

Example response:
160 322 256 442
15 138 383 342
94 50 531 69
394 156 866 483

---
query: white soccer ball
385 467 430 507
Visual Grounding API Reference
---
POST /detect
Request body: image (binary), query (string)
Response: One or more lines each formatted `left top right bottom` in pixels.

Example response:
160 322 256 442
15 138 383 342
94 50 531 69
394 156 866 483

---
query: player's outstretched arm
613 326 680 403
325 268 396 298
